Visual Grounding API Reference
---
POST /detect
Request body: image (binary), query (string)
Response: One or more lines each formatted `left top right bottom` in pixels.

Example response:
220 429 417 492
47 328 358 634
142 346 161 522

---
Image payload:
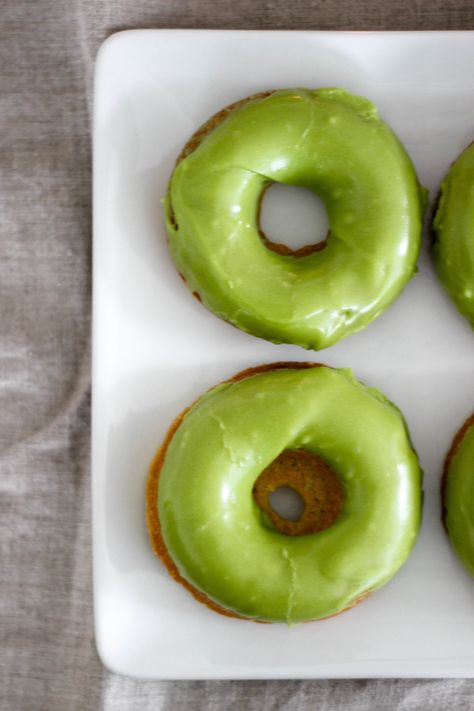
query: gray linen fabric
2 2 474 709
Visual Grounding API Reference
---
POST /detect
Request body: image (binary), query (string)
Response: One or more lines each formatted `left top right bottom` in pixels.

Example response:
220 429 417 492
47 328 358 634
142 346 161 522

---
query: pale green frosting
165 88 425 350
433 142 474 327
444 421 474 576
158 366 423 623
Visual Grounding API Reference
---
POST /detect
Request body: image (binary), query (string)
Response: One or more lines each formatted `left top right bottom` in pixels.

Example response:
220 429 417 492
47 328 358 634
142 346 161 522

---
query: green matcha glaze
444 419 474 577
165 89 425 350
433 142 474 328
157 366 423 623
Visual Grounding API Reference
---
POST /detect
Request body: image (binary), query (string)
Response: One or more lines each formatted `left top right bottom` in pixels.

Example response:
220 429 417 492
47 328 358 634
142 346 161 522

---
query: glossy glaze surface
433 142 474 328
165 88 425 350
157 366 422 623
444 420 474 576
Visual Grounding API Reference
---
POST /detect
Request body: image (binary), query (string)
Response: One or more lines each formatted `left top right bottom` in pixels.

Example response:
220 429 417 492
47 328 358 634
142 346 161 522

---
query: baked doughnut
146 363 423 623
433 142 474 327
442 413 474 576
164 88 425 350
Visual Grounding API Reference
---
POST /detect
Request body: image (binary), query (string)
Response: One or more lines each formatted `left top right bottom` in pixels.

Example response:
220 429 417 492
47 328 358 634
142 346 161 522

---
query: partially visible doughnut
442 413 474 576
433 142 474 328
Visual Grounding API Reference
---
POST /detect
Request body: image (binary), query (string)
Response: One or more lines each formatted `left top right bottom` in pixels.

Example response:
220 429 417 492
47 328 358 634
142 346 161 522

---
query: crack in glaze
209 411 240 465
282 547 298 624
294 98 315 152
194 511 222 535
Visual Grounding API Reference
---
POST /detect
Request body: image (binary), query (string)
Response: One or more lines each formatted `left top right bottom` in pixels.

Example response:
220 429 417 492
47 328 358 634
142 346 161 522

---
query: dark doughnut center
252 448 344 536
258 183 330 257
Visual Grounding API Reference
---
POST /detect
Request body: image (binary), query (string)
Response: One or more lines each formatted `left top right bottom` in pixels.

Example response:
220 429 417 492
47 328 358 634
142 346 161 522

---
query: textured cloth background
2 2 474 709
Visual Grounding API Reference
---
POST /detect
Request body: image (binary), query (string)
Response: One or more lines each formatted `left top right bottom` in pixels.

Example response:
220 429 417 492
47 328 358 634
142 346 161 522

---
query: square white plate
93 29 474 679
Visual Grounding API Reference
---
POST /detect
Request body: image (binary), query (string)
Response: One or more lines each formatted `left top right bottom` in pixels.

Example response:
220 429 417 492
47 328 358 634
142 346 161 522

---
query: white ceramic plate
93 30 474 679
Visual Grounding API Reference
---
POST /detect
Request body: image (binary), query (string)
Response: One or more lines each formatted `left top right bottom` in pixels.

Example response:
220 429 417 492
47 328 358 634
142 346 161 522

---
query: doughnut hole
252 449 344 536
258 183 330 257
268 486 305 522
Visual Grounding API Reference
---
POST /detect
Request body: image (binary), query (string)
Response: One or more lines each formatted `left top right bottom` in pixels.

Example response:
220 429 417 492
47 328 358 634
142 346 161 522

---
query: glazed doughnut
146 363 422 623
433 142 474 327
164 88 425 350
442 413 474 576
